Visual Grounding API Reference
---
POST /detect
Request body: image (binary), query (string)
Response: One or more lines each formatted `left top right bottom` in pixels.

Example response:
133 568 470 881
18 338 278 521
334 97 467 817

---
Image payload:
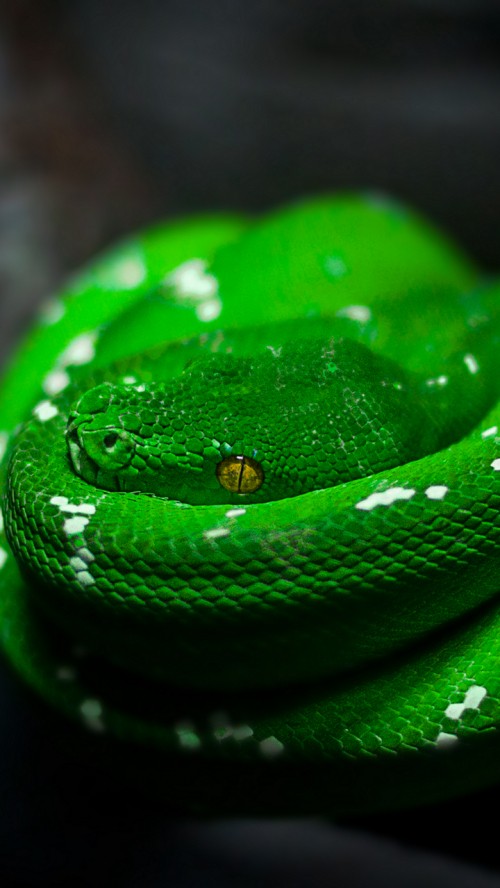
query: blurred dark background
1 0 500 885
1 0 500 359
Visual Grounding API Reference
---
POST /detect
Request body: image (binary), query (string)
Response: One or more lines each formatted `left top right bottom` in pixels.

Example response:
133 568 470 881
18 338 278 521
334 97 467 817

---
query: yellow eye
216 455 264 494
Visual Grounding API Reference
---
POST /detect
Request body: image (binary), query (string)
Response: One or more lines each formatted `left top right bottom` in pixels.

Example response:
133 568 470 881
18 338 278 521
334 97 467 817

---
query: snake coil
1 194 500 814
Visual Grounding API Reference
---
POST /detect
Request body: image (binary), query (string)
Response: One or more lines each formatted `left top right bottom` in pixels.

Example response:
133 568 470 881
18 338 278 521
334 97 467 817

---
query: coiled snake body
1 194 500 813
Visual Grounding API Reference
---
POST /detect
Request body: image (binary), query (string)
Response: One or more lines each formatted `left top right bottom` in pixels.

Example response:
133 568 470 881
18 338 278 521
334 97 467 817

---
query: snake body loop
1 194 500 813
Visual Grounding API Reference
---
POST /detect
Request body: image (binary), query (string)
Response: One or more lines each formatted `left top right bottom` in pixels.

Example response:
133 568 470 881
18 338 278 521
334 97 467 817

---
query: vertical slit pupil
236 455 245 493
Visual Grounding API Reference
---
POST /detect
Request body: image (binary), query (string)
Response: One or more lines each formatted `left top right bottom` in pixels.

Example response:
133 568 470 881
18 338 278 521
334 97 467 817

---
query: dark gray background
1 1 500 885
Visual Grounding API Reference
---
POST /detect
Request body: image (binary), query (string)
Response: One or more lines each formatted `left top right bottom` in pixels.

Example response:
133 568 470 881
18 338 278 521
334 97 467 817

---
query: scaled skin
1 195 500 815
67 334 495 506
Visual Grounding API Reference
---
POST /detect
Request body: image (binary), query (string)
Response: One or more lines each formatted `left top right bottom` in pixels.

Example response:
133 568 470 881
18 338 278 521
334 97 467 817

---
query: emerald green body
1 193 500 813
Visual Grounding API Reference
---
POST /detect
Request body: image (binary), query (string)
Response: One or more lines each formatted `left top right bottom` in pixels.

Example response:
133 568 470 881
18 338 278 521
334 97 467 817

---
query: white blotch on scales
50 496 96 537
445 685 487 720
356 487 416 511
164 258 222 323
33 400 59 422
425 485 448 500
43 331 98 396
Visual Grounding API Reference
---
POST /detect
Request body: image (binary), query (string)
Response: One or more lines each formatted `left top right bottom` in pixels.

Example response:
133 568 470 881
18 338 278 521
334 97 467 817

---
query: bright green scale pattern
1 194 500 813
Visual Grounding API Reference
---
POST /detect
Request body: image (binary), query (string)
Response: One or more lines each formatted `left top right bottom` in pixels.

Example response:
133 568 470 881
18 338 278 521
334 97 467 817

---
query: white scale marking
75 546 94 564
43 369 70 396
70 556 88 572
63 516 90 536
425 485 448 500
33 400 59 422
324 255 348 278
165 258 222 323
435 732 459 749
61 333 97 366
43 331 98 396
80 698 105 732
482 426 498 438
436 685 487 748
225 508 246 518
445 684 487 720
336 305 371 323
50 496 96 537
196 298 222 322
491 459 500 472
233 725 254 742
50 497 96 515
204 527 231 540
464 353 479 374
425 375 448 387
210 711 254 743
259 736 285 758
113 256 146 288
0 548 8 569
356 487 416 511
214 724 254 742
75 569 94 587
174 720 201 750
166 258 217 298
80 698 102 718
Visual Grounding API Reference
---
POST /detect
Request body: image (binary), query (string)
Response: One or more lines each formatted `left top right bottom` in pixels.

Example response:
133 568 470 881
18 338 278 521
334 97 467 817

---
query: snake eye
216 455 264 494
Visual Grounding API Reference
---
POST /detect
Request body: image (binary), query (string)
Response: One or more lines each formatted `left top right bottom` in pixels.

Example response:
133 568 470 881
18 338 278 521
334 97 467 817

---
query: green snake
1 193 500 814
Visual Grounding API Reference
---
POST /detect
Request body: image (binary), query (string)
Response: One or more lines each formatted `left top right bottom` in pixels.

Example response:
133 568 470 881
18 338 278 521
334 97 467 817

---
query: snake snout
67 416 136 480
66 382 138 488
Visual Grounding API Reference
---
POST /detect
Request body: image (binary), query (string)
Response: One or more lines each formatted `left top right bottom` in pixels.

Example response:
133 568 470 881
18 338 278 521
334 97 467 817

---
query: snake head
65 338 451 506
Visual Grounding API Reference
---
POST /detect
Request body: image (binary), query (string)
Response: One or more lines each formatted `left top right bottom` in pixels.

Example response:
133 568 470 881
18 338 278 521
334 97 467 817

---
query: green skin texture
1 193 500 814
